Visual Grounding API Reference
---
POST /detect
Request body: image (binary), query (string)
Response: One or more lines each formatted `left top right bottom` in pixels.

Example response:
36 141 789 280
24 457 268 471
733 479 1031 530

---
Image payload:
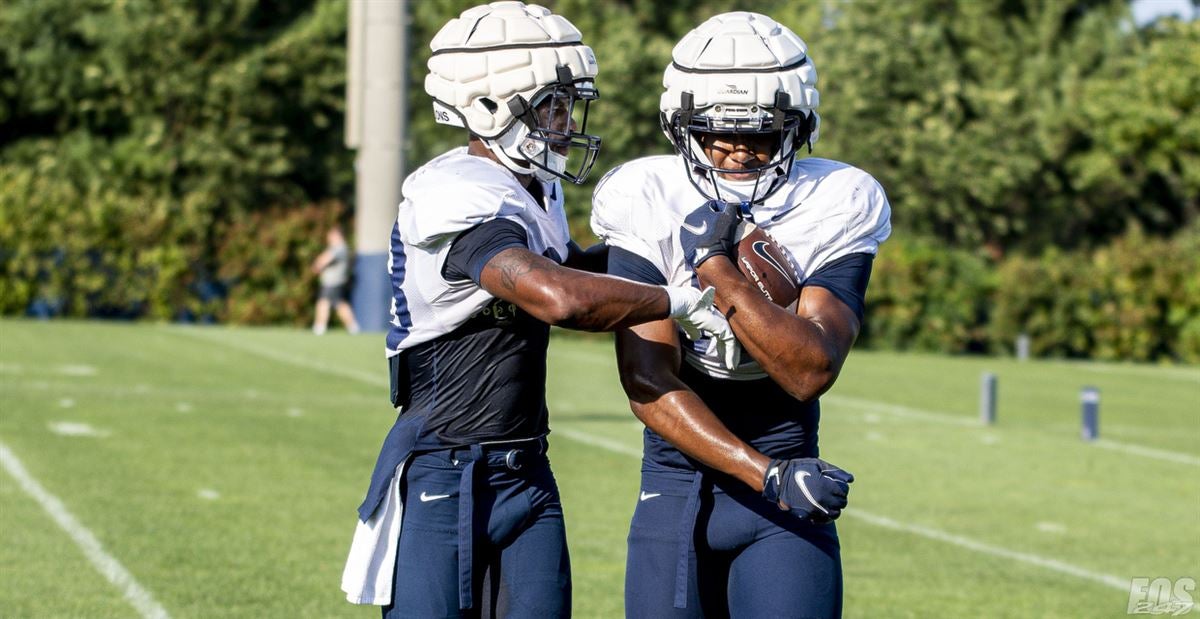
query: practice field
1 320 1196 618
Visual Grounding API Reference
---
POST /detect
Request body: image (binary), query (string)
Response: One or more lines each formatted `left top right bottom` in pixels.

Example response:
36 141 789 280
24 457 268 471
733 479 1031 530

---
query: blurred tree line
1 0 1197 360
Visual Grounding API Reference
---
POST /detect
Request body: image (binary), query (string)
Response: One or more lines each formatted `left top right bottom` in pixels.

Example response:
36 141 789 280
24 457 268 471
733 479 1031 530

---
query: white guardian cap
660 12 819 204
425 1 601 184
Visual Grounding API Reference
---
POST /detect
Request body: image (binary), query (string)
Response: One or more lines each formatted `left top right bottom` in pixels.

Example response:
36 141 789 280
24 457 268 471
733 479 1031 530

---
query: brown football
700 222 800 309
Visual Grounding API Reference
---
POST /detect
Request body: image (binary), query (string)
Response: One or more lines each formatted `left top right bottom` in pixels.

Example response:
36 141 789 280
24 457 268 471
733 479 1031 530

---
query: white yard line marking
1057 361 1200 383
0 440 171 619
823 395 1200 467
57 364 98 377
2 379 377 407
165 327 388 388
552 427 643 458
48 421 110 438
821 395 978 426
1092 439 1200 467
844 510 1127 591
1036 521 1068 534
552 426 1131 593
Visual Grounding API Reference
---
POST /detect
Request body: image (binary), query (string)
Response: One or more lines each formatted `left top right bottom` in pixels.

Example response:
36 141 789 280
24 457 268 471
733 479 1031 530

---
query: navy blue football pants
384 443 571 618
625 468 842 618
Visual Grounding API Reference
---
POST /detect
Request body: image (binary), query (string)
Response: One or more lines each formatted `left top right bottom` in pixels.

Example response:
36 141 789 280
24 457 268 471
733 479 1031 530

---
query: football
700 222 800 309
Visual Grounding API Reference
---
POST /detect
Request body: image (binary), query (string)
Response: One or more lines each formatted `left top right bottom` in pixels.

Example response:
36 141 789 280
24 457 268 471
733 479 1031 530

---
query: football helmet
660 12 819 205
425 1 601 184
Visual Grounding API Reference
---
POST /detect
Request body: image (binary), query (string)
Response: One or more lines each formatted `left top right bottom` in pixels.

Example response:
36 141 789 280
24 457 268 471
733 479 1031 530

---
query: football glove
664 285 740 370
761 457 854 523
679 200 741 268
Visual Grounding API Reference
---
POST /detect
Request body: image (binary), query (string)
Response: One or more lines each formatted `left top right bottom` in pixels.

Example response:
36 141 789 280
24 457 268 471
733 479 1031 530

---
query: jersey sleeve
399 158 531 248
803 252 874 322
606 246 668 286
442 218 530 285
590 165 671 282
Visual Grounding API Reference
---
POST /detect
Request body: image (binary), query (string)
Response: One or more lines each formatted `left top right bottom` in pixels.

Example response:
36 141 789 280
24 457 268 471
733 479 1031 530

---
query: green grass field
1 319 1197 618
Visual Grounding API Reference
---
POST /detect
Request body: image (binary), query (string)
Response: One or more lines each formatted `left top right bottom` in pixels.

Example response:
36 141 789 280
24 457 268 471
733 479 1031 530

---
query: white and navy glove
679 200 741 268
664 285 740 370
762 457 854 523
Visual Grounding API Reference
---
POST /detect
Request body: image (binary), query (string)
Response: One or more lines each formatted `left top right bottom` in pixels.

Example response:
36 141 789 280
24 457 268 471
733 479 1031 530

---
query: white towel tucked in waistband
341 460 407 605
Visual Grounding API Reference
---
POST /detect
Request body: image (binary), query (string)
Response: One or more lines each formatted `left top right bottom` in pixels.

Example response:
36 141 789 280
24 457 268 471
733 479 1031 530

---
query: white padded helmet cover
425 1 599 138
661 12 820 144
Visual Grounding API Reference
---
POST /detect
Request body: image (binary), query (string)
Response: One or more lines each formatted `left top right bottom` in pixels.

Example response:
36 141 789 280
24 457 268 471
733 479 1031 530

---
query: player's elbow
780 349 840 402
618 364 675 406
619 370 657 405
541 294 594 329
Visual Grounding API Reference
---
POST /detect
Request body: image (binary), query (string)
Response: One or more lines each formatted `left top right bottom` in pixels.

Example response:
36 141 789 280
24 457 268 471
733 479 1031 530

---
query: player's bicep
798 251 874 362
477 247 573 321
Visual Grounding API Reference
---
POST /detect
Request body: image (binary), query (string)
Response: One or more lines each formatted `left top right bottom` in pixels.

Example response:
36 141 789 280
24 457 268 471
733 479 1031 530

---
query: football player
591 12 892 618
340 3 734 617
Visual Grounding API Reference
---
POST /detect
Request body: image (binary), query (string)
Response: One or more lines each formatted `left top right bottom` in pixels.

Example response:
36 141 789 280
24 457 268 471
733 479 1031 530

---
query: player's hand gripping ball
679 200 741 267
681 202 801 310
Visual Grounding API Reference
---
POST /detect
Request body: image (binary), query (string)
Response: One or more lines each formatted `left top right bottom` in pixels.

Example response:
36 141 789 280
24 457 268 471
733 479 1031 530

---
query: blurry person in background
311 225 359 335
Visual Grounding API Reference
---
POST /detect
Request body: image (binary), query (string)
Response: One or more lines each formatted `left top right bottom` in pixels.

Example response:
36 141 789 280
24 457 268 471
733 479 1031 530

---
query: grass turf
0 319 1196 618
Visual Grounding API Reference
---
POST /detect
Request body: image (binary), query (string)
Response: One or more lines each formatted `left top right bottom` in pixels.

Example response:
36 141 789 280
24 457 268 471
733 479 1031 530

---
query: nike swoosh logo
752 241 795 281
794 471 830 514
419 492 451 502
680 220 708 235
765 465 781 488
639 491 662 501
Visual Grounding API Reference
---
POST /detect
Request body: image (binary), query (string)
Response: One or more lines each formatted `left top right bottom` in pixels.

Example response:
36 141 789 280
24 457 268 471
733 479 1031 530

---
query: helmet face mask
659 12 820 206
506 69 601 184
664 99 811 203
425 2 602 185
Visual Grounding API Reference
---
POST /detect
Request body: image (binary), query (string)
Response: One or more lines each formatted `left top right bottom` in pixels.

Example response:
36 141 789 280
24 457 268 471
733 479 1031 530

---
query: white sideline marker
553 426 1131 593
0 440 171 619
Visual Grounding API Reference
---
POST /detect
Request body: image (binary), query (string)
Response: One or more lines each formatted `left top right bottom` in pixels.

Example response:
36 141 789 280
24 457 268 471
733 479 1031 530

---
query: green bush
861 226 1200 363
990 224 1200 362
862 236 994 353
0 142 202 319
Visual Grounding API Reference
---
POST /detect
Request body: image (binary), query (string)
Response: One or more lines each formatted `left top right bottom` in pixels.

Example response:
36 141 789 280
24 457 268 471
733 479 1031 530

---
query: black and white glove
762 458 854 523
679 201 741 268
664 285 740 370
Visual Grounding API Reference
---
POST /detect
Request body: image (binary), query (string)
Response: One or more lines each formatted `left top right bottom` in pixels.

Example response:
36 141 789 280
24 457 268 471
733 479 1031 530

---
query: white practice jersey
591 155 891 379
385 147 571 357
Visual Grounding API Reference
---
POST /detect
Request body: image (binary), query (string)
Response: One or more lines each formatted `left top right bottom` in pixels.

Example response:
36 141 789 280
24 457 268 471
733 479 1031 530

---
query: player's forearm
621 359 769 490
628 389 770 491
701 259 839 400
481 248 669 331
553 272 671 331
